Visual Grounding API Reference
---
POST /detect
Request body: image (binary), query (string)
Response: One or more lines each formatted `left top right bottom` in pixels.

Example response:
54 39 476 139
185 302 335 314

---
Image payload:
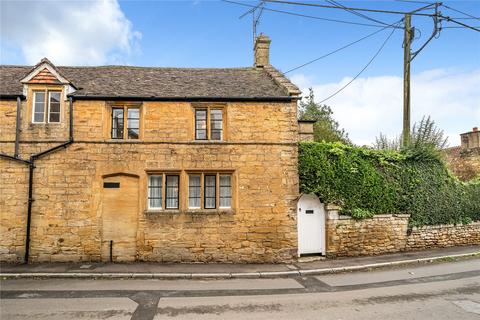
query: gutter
69 95 298 102
0 94 26 100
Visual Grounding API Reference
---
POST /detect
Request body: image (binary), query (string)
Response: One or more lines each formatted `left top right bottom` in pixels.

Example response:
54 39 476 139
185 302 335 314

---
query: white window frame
187 172 232 210
188 174 201 209
32 90 62 124
148 175 163 210
47 91 62 123
219 174 232 209
32 91 46 124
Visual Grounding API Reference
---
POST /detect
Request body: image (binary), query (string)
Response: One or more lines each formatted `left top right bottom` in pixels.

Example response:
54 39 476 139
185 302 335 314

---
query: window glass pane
188 175 201 208
48 92 61 123
148 175 162 209
204 175 216 209
112 108 124 139
34 112 44 123
195 109 207 140
49 113 60 123
210 109 222 140
33 92 45 122
220 175 232 208
49 103 60 113
210 109 222 120
35 92 45 103
211 130 222 140
128 108 139 118
127 108 139 139
166 175 179 209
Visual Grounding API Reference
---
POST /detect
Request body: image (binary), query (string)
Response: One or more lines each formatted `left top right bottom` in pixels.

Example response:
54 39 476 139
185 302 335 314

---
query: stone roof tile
1 64 298 100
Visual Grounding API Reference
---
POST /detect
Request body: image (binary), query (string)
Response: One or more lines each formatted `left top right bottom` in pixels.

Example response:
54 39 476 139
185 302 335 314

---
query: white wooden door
297 194 325 255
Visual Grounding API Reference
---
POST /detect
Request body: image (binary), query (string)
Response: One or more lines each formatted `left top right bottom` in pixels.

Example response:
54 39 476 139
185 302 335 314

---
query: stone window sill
186 209 235 215
106 139 142 143
144 209 234 215
144 209 180 214
192 140 226 144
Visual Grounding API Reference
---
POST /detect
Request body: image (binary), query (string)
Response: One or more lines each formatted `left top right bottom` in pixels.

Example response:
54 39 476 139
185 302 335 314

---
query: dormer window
32 90 61 123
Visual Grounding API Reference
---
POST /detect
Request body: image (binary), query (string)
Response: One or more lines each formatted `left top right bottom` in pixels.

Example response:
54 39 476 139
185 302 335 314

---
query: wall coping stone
325 204 341 210
393 214 411 218
372 214 394 219
331 213 410 221
411 221 480 231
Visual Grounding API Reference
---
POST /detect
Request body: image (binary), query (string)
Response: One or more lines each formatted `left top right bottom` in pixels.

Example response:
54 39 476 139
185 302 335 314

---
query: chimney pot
254 34 271 68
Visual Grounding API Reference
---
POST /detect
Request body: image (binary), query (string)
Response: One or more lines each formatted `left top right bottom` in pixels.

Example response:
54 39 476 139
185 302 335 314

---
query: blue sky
1 0 479 145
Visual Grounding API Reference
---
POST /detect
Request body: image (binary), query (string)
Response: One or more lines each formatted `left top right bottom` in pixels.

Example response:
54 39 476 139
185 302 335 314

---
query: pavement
1 245 479 279
2 258 480 319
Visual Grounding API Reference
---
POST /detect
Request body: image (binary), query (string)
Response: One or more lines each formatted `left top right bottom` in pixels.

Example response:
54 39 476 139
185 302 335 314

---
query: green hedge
299 142 480 226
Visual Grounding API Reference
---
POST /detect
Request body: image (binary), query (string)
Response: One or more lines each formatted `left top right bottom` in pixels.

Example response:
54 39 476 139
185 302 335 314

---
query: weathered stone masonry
1 99 300 263
325 206 479 258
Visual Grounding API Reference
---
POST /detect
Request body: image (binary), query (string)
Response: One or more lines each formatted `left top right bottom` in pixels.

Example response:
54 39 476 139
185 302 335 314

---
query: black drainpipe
23 96 74 263
14 96 21 158
24 157 35 263
0 94 74 263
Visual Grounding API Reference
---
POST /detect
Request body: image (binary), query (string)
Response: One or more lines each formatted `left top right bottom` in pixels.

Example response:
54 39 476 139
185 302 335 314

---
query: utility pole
402 14 412 147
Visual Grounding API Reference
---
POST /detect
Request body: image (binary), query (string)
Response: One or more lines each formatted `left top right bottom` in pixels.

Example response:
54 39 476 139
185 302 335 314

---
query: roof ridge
0 64 256 71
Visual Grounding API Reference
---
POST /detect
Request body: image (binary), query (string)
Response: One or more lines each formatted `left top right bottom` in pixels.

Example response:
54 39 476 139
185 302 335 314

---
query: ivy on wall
299 142 480 226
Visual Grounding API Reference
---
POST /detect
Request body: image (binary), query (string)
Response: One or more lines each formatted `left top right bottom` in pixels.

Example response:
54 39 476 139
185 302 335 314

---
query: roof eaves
0 94 26 100
68 94 296 102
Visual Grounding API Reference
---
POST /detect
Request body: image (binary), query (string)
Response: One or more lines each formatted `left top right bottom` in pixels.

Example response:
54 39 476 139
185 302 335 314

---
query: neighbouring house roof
0 62 300 101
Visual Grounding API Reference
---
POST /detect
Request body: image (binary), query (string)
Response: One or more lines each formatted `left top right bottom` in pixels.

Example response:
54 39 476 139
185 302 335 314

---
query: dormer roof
20 57 72 85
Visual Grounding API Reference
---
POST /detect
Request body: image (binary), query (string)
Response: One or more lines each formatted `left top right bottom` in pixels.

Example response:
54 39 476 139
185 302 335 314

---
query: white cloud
292 68 480 146
0 0 141 65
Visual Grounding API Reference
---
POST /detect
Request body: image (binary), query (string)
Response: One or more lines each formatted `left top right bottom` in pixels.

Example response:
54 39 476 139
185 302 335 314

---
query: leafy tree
374 116 448 159
298 88 350 144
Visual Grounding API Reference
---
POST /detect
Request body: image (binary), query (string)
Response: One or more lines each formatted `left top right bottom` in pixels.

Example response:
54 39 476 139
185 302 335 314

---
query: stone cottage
445 127 480 181
0 35 307 263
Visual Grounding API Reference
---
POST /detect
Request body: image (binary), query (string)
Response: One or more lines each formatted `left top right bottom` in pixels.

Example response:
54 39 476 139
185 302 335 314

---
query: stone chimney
254 34 271 67
298 120 316 142
461 127 480 149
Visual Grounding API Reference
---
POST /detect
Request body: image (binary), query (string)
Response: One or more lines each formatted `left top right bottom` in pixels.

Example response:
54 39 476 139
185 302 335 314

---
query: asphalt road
1 258 479 320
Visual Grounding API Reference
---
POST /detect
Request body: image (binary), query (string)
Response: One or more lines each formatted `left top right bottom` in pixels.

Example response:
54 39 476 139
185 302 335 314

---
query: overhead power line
442 4 480 22
316 23 400 104
284 18 404 74
326 0 393 27
394 0 434 4
442 26 480 29
439 15 480 32
263 0 440 17
222 0 401 28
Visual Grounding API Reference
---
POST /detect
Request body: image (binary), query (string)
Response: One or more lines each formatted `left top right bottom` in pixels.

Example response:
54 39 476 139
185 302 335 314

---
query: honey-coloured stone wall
326 214 410 258
1 97 299 263
406 222 480 250
325 206 480 258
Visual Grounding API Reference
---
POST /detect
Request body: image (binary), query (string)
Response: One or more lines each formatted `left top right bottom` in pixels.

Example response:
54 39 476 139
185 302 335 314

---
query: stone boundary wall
406 222 480 250
325 207 410 258
325 205 480 258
